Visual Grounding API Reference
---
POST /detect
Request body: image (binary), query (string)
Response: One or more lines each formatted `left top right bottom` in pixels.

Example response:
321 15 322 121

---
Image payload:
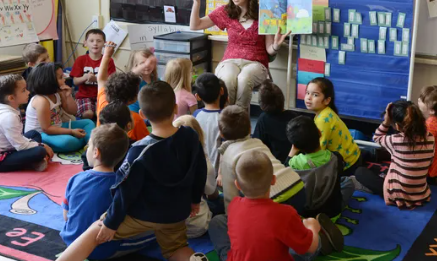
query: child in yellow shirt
304 77 361 176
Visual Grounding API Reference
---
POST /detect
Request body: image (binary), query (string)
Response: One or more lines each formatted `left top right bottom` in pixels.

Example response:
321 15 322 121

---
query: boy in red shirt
209 150 343 261
71 29 116 120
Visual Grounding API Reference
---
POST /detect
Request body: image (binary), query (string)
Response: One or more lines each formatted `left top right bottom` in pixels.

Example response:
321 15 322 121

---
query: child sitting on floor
173 115 217 238
22 43 50 80
126 48 158 114
70 29 116 120
285 116 354 219
209 150 343 261
253 80 297 163
305 78 361 176
61 124 155 260
24 63 95 153
218 105 305 214
165 58 198 119
418 85 437 180
82 102 133 171
193 73 224 175
56 81 209 261
96 42 149 141
354 101 434 209
0 74 53 172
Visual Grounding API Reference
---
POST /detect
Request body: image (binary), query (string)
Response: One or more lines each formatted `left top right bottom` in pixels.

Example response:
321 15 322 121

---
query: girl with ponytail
305 77 361 176
355 100 434 209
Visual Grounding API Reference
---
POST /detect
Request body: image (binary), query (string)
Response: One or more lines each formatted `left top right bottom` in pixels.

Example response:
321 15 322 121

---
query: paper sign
333 8 340 22
397 13 406 28
164 5 176 23
389 28 397 42
306 35 312 45
378 12 386 26
355 13 362 24
312 35 318 46
297 84 307 100
324 36 330 49
379 27 387 40
368 40 376 53
402 28 410 42
344 23 351 37
325 22 331 34
301 35 307 45
313 5 326 22
332 36 339 49
325 7 331 21
298 71 325 85
298 58 325 74
394 41 402 56
318 36 324 47
427 0 437 18
378 40 385 54
369 11 377 26
103 20 128 53
300 44 327 62
348 9 356 23
319 22 325 34
0 2 39 47
338 51 346 64
347 38 354 45
386 13 392 27
313 23 318 33
341 43 355 51
325 63 331 76
351 24 359 38
402 42 409 56
360 38 368 53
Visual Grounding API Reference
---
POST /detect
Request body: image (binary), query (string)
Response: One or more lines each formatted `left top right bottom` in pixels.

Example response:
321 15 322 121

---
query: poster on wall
0 1 39 47
30 0 58 40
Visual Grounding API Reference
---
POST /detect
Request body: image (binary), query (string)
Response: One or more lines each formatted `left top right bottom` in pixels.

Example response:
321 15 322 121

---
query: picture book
259 0 313 35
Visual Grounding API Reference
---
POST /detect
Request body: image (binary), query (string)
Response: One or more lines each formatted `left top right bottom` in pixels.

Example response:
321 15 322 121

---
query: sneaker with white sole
32 158 48 172
190 252 209 261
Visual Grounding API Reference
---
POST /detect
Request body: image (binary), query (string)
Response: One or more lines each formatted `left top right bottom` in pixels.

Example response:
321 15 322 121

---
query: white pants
215 59 268 110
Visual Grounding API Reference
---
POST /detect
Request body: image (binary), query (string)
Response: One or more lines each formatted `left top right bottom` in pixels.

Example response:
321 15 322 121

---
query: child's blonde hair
164 58 192 93
173 115 205 148
126 49 158 82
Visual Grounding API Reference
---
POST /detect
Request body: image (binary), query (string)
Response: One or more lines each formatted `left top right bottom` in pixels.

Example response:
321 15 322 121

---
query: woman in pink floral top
190 0 290 110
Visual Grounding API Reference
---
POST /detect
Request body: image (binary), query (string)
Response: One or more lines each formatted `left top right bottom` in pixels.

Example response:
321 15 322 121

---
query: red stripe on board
298 58 325 74
0 244 52 261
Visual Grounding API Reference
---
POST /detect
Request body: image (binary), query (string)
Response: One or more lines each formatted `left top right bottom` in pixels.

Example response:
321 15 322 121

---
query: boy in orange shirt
96 42 149 141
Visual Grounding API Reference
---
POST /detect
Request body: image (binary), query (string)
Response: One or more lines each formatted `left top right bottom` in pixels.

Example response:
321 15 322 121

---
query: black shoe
319 232 334 255
317 213 344 252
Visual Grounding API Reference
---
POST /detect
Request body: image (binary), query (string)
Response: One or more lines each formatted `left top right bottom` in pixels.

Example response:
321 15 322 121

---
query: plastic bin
155 50 208 64
158 61 208 79
349 129 369 141
154 32 209 53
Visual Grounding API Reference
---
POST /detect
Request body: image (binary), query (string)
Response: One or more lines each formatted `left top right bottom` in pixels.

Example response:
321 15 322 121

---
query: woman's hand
383 103 393 126
273 27 292 50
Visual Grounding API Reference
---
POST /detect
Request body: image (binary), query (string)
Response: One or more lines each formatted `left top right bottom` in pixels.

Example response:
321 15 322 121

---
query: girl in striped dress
355 100 434 209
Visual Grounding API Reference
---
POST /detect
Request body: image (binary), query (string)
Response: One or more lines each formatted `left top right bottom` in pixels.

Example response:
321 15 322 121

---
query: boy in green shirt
285 116 355 219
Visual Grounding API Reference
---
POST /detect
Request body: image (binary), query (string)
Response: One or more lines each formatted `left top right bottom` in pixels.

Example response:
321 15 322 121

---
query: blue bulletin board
296 0 414 120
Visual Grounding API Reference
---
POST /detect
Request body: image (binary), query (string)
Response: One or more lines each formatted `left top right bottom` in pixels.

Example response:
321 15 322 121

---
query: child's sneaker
317 213 344 252
32 158 48 172
190 252 209 261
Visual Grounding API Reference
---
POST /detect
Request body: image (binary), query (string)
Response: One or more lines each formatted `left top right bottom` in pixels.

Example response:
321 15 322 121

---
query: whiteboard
415 0 437 56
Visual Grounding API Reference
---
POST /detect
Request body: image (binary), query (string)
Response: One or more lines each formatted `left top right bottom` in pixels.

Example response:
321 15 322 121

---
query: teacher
190 0 290 110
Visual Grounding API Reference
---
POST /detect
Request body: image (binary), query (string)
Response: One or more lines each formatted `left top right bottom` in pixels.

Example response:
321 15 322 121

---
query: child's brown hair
219 105 251 140
139 81 176 122
419 86 437 116
258 80 284 114
22 43 48 65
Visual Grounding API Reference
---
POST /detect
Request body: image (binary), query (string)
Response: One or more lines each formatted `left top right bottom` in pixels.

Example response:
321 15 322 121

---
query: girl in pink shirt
164 58 198 119
190 0 290 110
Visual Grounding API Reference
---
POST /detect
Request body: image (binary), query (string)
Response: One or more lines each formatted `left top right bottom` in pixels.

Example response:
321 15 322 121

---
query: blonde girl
165 58 198 118
126 49 158 114
173 115 217 238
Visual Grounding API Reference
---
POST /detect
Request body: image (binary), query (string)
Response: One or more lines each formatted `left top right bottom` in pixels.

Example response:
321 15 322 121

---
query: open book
259 0 313 35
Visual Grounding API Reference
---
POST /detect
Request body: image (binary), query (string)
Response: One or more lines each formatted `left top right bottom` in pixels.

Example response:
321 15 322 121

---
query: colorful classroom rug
0 159 436 261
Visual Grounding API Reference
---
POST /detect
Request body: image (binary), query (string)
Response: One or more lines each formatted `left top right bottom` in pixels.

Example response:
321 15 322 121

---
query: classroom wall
1 0 434 110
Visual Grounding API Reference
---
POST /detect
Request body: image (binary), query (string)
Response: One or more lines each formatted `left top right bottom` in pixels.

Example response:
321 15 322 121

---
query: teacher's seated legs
216 59 268 110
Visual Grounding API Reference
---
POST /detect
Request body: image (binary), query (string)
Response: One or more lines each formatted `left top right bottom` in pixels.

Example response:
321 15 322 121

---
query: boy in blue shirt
61 123 155 259
57 81 209 261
